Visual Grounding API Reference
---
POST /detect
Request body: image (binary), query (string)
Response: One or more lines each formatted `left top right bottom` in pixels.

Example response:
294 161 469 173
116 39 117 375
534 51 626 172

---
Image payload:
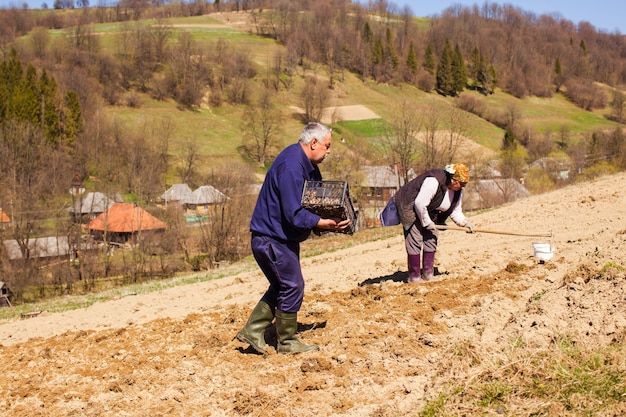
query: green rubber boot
235 301 275 354
275 309 319 354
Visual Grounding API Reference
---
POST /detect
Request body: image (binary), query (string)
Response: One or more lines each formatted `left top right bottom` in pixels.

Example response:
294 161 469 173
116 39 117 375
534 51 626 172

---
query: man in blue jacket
236 122 350 354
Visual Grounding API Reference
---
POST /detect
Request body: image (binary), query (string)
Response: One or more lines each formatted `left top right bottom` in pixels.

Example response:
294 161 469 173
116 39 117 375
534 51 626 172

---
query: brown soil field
1 172 626 416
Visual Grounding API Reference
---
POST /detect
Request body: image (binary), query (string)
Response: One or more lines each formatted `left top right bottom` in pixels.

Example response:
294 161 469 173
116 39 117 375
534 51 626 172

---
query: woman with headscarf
393 163 474 282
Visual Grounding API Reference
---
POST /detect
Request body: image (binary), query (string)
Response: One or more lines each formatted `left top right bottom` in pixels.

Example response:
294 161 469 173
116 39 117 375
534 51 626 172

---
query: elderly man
236 122 350 354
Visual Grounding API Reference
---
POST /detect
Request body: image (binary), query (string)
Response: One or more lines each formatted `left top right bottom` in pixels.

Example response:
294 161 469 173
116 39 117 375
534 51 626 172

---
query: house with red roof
86 203 167 243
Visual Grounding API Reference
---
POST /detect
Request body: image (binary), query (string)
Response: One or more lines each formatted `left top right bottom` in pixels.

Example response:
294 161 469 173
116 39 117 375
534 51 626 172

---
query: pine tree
502 128 517 151
385 27 398 69
362 22 372 43
423 44 435 75
62 90 83 151
39 70 61 143
554 57 563 92
436 39 455 96
372 37 383 65
406 41 418 74
452 43 467 95
20 64 40 125
2 49 25 121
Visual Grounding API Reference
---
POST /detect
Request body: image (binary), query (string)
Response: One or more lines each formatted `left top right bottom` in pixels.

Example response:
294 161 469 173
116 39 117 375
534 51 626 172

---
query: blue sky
390 0 625 34
1 0 625 34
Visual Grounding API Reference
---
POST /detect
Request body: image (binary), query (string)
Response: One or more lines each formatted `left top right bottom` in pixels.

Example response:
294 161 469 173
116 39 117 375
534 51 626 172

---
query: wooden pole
436 224 553 238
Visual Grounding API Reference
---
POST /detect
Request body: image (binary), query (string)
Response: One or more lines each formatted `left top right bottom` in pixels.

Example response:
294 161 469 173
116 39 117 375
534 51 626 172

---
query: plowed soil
1 173 625 416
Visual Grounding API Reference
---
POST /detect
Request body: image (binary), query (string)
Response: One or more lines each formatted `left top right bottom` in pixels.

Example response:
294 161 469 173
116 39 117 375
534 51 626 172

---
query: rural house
86 203 167 244
0 281 14 307
160 184 228 220
188 186 228 215
359 165 405 227
0 208 10 228
360 165 405 206
3 236 82 265
160 184 193 206
67 191 120 223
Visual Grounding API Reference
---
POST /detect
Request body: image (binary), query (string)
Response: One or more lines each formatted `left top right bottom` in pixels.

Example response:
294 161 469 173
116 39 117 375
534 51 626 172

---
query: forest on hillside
1 0 625 303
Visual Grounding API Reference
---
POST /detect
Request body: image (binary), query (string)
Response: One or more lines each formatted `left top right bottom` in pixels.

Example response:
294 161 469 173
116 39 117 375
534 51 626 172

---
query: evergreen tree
436 39 455 96
385 27 398 69
487 62 497 94
62 90 83 151
406 41 418 74
452 43 467 94
2 49 25 121
423 44 435 75
39 70 61 143
362 22 372 43
554 57 563 92
20 64 40 125
372 37 383 65
502 128 517 151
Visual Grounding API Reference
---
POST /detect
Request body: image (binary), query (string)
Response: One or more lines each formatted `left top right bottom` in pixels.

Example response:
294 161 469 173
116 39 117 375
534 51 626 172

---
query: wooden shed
1 281 14 308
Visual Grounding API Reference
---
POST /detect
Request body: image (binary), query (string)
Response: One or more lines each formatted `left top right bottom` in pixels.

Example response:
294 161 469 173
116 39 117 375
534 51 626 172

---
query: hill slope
1 172 625 415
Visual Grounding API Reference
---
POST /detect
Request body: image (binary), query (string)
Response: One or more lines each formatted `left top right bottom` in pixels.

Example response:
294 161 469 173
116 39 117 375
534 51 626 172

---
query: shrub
563 78 608 110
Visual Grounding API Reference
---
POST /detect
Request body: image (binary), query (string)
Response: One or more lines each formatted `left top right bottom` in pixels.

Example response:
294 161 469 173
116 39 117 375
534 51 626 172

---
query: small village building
160 184 193 207
188 185 228 216
360 165 405 206
160 184 228 221
67 192 120 223
2 235 92 266
0 208 10 228
0 281 14 307
86 203 167 244
359 165 405 227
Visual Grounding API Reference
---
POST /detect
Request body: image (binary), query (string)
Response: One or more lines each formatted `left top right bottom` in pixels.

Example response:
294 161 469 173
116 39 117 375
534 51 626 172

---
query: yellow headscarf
445 163 470 183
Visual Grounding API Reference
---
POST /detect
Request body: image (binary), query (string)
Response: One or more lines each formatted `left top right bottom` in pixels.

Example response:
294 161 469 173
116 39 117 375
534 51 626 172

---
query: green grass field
33 12 623 175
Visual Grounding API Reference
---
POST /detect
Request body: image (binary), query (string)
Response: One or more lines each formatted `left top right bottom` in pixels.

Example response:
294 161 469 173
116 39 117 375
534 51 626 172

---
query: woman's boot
275 309 319 354
407 254 422 283
235 300 275 354
422 251 436 281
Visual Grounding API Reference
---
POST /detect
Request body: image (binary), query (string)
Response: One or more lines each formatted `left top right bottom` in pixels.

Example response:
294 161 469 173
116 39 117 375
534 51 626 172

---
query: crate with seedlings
301 180 358 234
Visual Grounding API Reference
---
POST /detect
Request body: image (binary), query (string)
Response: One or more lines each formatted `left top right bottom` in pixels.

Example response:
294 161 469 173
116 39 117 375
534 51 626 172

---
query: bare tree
420 103 443 170
29 26 50 59
240 87 283 167
178 140 199 185
383 100 421 184
300 75 329 123
612 89 625 123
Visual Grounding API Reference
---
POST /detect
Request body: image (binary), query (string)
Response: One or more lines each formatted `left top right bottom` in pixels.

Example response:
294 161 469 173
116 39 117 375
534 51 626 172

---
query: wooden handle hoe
436 224 553 238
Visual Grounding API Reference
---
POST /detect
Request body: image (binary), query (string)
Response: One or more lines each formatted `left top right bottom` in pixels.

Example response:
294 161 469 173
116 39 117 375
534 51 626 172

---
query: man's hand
425 222 437 232
317 218 351 232
464 221 474 233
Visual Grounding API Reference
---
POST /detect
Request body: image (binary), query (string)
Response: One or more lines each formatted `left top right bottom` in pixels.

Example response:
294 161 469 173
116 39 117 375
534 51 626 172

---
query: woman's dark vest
393 169 461 229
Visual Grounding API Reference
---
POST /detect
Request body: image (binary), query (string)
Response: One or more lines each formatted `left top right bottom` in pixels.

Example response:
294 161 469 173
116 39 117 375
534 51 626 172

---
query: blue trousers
251 234 305 313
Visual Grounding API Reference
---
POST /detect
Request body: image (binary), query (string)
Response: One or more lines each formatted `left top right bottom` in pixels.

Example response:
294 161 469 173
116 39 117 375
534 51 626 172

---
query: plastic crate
301 180 358 234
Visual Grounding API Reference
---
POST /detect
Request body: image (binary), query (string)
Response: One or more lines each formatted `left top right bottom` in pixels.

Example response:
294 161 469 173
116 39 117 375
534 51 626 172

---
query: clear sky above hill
383 0 625 34
1 0 625 34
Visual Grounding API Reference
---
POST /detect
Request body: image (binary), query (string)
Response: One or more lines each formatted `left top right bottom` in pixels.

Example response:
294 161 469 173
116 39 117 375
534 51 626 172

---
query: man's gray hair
299 122 331 145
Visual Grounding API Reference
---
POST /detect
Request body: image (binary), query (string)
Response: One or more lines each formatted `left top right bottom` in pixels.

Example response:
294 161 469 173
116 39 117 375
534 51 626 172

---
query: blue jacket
250 143 322 242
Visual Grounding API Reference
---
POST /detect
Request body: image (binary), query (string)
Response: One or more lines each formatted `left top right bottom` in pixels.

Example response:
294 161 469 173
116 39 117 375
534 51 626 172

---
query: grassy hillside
78 12 620 179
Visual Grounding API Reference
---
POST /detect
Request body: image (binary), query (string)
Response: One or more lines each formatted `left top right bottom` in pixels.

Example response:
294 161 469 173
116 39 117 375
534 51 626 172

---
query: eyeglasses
459 181 467 187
